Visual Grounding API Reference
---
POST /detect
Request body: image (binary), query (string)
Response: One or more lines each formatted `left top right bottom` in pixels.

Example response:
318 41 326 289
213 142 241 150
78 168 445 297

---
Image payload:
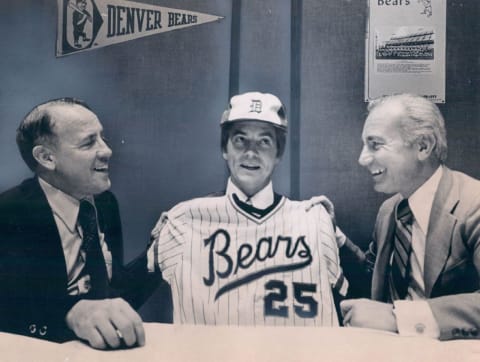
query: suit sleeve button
415 323 425 334
39 326 48 336
29 324 37 334
470 329 478 337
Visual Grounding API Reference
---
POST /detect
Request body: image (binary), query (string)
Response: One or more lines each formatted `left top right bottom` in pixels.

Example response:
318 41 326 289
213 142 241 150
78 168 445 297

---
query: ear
416 134 436 161
222 150 228 161
32 145 56 171
274 156 281 166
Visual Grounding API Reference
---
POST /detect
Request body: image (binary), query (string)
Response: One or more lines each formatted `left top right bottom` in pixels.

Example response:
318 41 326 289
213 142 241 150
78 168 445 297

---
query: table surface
2 323 479 362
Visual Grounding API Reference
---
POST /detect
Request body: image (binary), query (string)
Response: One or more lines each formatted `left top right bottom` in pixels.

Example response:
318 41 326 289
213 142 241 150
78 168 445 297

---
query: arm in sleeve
146 205 186 282
315 206 349 297
426 202 480 340
97 192 161 310
0 227 81 342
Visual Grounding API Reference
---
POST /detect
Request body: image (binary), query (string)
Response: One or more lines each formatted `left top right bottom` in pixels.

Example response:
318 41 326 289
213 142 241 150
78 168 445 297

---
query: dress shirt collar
38 177 84 233
226 178 274 209
408 166 443 234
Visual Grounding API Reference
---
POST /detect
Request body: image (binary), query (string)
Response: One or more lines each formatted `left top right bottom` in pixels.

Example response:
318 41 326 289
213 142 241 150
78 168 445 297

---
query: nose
358 145 372 167
243 140 259 156
97 137 112 159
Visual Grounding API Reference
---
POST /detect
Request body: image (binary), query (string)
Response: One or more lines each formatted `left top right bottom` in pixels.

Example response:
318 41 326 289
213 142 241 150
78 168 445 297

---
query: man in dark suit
337 93 480 340
0 98 158 349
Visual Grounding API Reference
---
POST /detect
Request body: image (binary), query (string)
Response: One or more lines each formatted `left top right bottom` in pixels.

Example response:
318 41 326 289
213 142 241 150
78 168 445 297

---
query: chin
373 184 388 194
103 181 112 191
374 186 397 195
95 181 112 194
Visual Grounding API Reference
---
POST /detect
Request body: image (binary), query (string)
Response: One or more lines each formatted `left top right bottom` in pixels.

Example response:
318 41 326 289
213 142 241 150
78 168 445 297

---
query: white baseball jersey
147 188 347 327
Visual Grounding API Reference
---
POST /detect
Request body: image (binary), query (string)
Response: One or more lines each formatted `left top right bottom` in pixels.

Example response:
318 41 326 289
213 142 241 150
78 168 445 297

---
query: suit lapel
21 178 69 290
424 168 458 296
371 199 398 301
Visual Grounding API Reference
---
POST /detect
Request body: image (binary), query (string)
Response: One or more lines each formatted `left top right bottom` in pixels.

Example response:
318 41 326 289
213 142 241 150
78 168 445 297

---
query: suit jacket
0 178 159 342
370 167 480 340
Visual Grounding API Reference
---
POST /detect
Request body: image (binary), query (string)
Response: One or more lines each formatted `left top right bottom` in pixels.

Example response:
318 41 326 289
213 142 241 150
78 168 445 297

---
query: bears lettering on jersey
203 228 312 300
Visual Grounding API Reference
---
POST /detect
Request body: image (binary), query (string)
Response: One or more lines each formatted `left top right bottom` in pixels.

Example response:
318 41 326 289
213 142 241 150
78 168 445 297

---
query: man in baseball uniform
147 92 347 326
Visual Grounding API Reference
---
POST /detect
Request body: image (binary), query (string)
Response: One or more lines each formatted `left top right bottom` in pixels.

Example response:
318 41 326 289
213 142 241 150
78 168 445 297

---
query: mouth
93 166 109 173
371 169 385 178
240 164 260 171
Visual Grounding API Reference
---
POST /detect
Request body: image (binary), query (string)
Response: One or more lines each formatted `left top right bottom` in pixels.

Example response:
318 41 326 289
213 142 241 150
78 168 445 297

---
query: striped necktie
390 199 413 300
78 200 109 298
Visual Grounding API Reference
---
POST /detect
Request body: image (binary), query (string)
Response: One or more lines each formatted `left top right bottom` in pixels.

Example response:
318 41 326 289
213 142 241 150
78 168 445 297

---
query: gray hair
368 93 447 163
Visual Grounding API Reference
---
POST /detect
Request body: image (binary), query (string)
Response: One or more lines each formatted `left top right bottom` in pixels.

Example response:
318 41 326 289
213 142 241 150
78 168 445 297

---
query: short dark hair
220 122 287 158
16 97 91 171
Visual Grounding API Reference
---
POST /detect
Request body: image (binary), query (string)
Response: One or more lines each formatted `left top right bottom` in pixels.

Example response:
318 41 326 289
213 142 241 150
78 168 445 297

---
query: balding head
16 98 92 171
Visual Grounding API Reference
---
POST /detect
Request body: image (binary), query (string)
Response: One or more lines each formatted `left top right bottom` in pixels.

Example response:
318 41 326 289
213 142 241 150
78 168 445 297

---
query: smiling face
223 121 280 197
358 101 423 198
46 104 112 199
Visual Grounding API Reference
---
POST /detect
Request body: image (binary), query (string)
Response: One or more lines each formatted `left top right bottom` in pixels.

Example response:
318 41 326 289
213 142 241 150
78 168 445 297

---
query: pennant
56 0 223 56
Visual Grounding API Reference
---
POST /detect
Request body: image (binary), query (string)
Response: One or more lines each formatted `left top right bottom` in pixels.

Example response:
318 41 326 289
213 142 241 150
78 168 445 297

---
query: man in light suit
0 98 159 349
338 94 480 340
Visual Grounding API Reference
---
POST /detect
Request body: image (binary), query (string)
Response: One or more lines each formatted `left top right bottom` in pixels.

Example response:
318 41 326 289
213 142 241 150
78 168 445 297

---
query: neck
402 161 440 198
37 171 85 200
232 180 270 198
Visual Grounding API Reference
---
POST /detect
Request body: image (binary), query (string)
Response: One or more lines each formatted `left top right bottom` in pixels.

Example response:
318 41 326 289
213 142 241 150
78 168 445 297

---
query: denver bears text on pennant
56 0 224 56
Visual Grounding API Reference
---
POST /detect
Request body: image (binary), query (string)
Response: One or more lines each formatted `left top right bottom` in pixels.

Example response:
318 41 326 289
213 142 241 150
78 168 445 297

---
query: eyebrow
365 135 384 142
232 129 246 136
231 128 275 138
77 133 98 145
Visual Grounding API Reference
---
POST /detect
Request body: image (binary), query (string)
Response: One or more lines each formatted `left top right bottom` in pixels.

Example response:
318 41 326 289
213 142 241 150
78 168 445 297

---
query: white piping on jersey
228 192 286 224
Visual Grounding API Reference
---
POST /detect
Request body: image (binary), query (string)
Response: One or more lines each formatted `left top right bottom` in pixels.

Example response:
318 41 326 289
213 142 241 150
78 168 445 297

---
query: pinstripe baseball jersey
147 184 347 326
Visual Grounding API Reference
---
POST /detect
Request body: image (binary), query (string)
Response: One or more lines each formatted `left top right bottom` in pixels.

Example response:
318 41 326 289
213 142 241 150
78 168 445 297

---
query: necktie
77 200 109 298
390 199 413 300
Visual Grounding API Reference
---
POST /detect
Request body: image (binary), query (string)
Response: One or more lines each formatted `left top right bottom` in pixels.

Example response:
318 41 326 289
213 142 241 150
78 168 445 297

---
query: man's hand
305 195 349 247
305 195 336 225
66 298 145 349
340 299 398 333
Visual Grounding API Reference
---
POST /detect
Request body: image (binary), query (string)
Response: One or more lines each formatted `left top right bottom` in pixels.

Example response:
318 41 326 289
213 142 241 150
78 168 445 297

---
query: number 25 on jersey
264 280 318 318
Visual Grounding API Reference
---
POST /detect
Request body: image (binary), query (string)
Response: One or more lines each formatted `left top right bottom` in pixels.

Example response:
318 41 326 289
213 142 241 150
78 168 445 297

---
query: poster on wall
365 0 446 103
56 0 223 56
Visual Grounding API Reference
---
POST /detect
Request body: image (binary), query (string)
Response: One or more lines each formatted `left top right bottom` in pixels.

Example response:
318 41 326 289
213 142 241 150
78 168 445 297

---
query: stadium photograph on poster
375 26 434 60
365 0 446 102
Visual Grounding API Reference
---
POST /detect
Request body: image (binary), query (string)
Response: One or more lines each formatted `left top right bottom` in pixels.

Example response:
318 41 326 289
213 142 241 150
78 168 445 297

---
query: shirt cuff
335 227 347 248
393 300 440 338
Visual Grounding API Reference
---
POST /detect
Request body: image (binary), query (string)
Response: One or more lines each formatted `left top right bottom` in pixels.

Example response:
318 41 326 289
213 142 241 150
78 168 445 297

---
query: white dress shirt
38 178 112 295
226 178 274 209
